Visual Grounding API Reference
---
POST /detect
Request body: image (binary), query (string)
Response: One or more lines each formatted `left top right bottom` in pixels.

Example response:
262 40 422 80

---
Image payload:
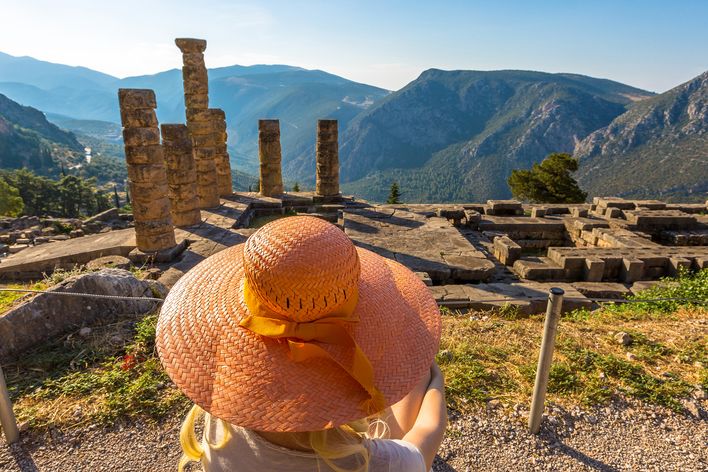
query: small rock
626 352 637 361
18 421 30 433
692 386 707 401
614 331 633 346
79 327 92 337
439 349 454 362
681 399 700 418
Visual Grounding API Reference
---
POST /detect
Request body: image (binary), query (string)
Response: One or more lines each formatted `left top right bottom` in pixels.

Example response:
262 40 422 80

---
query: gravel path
1 399 705 471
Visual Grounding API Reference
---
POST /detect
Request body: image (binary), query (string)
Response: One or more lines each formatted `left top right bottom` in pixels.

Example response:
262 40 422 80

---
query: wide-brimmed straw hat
156 216 440 432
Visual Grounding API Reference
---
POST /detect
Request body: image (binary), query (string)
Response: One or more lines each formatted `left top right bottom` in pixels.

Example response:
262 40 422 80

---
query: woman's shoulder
366 438 427 472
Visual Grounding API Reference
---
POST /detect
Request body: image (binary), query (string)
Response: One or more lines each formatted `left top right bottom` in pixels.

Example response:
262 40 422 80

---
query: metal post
528 287 564 434
0 364 19 444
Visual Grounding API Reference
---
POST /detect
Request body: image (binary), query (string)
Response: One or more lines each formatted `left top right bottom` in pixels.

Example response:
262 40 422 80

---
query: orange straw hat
156 216 441 432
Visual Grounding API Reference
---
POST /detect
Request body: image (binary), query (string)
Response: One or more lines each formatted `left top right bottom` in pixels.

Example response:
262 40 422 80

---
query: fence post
528 287 564 434
0 364 19 444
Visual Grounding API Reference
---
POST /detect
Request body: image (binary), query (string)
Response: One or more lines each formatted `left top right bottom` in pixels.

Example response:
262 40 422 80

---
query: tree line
0 169 112 218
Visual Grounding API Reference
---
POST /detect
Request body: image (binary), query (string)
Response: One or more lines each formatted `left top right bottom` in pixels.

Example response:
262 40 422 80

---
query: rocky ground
1 399 705 472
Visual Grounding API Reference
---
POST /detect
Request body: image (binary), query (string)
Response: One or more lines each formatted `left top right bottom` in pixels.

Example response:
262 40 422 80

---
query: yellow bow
239 278 386 416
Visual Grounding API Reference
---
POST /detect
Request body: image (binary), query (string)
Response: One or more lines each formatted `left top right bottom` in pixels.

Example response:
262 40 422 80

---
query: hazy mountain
0 93 83 172
575 71 708 201
0 52 389 175
336 69 653 202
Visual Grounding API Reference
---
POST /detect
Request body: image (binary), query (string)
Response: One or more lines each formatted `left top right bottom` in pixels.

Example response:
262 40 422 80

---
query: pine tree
508 153 587 203
387 182 401 204
0 178 24 216
293 182 300 192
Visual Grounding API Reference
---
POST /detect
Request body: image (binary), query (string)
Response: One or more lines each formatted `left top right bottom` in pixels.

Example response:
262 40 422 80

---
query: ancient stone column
258 120 284 197
189 109 221 208
315 120 340 197
160 124 201 226
211 109 233 196
175 38 209 121
118 89 176 252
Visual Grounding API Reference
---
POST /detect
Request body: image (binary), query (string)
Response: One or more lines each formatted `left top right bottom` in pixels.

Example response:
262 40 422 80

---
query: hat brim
156 244 441 432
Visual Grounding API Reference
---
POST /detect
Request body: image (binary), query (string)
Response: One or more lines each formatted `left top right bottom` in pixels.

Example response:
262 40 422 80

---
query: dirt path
1 400 705 471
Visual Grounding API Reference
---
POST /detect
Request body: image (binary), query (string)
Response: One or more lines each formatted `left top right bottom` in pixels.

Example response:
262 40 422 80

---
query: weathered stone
0 269 164 359
86 255 132 271
118 89 176 253
493 235 521 266
124 144 164 165
315 120 340 197
161 124 201 226
531 207 546 218
117 89 156 109
122 127 161 146
258 119 284 197
583 257 605 282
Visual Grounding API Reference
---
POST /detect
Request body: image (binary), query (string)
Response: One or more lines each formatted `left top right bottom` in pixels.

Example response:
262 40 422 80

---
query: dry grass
5 313 189 431
437 306 707 412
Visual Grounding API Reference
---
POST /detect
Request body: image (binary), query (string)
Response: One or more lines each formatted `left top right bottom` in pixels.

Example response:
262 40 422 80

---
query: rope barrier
0 288 164 303
0 287 704 305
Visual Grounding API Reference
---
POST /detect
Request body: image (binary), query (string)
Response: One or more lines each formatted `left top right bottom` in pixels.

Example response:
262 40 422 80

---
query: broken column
160 124 201 226
175 38 209 121
189 109 221 208
315 119 340 197
212 109 233 196
258 120 283 196
175 38 219 208
118 89 176 252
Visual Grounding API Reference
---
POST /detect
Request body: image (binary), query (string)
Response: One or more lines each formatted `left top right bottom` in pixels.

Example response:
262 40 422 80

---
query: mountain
0 93 83 172
335 69 653 202
0 52 389 175
574 71 708 201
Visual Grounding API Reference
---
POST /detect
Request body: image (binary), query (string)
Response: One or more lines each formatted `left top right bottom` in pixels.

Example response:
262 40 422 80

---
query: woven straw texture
156 216 441 432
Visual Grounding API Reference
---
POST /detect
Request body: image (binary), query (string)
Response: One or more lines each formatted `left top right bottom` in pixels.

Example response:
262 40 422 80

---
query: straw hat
156 216 440 432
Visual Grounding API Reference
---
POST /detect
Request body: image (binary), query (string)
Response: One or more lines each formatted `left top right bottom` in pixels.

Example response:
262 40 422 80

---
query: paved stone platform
430 282 593 313
0 229 137 280
344 205 495 284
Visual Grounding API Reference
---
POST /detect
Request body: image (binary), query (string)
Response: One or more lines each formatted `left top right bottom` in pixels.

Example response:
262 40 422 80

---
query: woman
156 216 447 471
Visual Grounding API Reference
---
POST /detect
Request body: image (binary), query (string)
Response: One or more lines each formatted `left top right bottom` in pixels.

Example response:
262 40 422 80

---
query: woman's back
202 415 428 472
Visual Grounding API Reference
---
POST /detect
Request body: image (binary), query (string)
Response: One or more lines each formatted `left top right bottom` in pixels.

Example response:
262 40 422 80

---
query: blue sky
1 0 707 92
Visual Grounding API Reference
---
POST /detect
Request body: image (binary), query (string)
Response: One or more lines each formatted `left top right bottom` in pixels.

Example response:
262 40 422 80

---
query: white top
201 415 427 472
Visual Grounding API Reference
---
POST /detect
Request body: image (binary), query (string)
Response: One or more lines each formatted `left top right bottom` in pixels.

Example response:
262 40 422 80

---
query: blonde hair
178 404 390 472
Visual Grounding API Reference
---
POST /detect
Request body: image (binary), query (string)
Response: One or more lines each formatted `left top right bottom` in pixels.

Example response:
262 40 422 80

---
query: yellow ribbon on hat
239 278 387 416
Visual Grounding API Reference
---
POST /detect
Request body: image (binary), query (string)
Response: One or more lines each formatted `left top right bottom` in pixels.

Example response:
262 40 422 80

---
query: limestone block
127 164 168 183
184 93 209 111
129 181 170 204
122 128 161 147
130 196 172 221
118 89 156 109
620 258 644 283
172 209 202 227
119 108 158 128
175 38 207 53
531 207 546 218
124 145 164 165
572 282 630 300
668 257 692 277
571 208 588 218
583 257 606 282
136 231 177 253
493 235 522 266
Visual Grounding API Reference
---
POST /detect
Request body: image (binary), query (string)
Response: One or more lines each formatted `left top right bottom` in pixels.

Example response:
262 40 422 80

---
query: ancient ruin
315 119 340 198
117 89 176 253
175 38 220 209
212 109 233 196
3 37 706 317
258 119 284 197
160 124 201 227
